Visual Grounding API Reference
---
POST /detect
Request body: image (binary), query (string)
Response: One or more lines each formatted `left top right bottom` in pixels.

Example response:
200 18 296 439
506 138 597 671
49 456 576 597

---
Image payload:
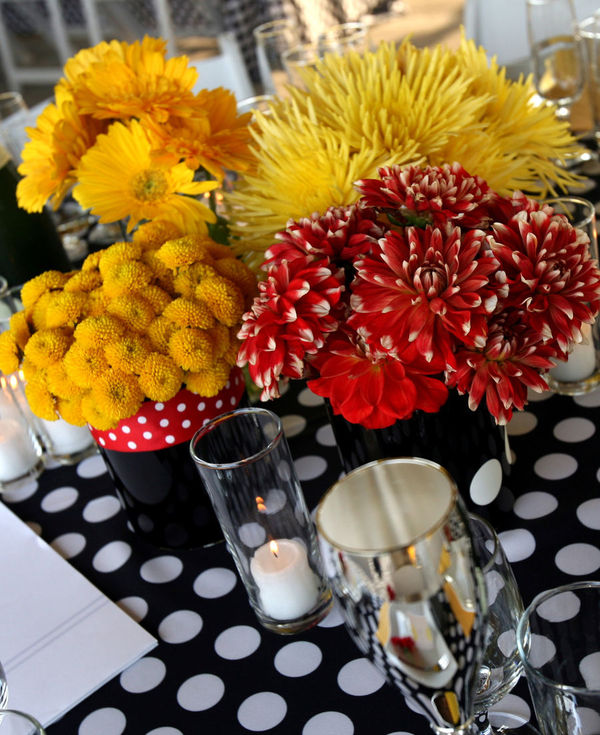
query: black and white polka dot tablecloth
2 375 600 735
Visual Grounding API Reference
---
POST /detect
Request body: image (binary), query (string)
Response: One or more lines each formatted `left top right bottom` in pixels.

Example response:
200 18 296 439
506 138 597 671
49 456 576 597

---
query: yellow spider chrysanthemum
162 297 216 329
133 219 183 249
91 369 144 424
25 380 57 421
45 291 88 329
107 293 155 333
138 352 184 402
104 335 151 373
225 37 582 266
73 314 126 349
21 271 72 311
73 119 218 233
195 276 244 327
156 235 213 270
23 328 72 367
169 328 215 371
0 331 20 374
63 343 110 389
9 312 31 351
102 261 153 298
147 315 179 354
185 360 231 397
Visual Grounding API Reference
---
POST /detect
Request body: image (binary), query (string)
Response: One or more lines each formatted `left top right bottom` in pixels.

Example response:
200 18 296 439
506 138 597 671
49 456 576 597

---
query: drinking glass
190 407 332 634
282 43 321 89
517 580 600 735
0 92 29 163
0 710 46 734
254 19 301 96
317 21 371 56
316 457 489 733
0 661 7 709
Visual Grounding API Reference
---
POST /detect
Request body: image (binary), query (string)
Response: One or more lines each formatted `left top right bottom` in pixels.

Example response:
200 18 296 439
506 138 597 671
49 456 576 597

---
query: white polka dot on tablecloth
193 567 237 598
140 555 183 583
302 711 354 735
555 543 600 575
50 532 86 559
526 387 553 402
237 692 287 731
580 652 600 688
78 707 127 735
41 486 78 513
577 707 600 735
507 411 538 436
297 387 324 407
83 495 121 523
527 633 556 669
577 498 600 529
498 630 517 658
214 625 261 660
315 424 336 447
318 601 344 628
116 596 148 622
274 641 322 677
294 455 328 481
513 491 558 520
553 417 596 443
145 728 183 735
0 477 39 503
536 590 580 622
238 522 267 548
177 674 225 711
497 529 536 563
487 694 532 730
158 610 203 644
120 657 166 693
282 414 307 437
92 540 132 573
77 454 107 479
575 387 600 407
337 658 385 696
261 488 287 514
534 453 578 480
385 732 416 735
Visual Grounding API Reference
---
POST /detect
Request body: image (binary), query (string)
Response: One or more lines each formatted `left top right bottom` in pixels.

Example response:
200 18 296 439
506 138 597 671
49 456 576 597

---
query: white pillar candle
550 322 597 382
250 538 320 620
0 418 39 482
40 418 93 455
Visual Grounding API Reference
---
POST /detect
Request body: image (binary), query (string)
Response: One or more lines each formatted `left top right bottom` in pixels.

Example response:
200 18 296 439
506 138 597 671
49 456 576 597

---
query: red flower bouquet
237 163 600 428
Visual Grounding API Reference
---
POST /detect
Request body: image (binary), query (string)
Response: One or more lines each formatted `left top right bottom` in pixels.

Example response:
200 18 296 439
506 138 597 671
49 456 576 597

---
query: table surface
3 370 600 735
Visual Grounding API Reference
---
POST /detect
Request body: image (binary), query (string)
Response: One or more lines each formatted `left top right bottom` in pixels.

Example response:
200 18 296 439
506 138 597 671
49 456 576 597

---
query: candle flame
269 540 279 558
255 496 266 512
0 376 6 391
408 545 417 564
9 375 18 390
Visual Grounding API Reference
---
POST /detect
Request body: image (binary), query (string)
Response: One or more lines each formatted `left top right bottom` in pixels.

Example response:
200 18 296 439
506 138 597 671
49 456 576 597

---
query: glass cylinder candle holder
37 417 97 466
544 197 600 395
190 407 333 634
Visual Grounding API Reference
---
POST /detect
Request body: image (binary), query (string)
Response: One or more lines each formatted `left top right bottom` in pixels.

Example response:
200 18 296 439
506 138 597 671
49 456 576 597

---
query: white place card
0 501 157 726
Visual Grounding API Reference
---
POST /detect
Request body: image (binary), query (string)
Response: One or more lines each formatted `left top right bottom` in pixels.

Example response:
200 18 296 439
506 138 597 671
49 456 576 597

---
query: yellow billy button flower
56 395 87 426
104 335 151 374
0 331 20 374
98 241 143 276
82 250 103 271
102 260 153 298
23 328 72 367
9 311 30 351
162 297 216 329
169 328 215 371
46 362 81 399
173 263 217 298
74 314 126 349
80 392 116 431
63 343 110 389
185 359 231 396
209 324 230 358
107 293 155 333
91 369 144 424
28 291 55 331
213 258 258 302
156 235 214 270
143 285 173 314
21 271 71 311
25 379 57 421
147 316 179 354
45 291 88 329
138 352 184 402
133 220 184 250
64 270 103 293
195 276 244 327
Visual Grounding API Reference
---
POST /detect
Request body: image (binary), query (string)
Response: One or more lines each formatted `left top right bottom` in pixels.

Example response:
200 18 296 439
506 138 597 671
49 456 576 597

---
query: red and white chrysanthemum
355 162 496 229
350 225 500 367
237 256 343 400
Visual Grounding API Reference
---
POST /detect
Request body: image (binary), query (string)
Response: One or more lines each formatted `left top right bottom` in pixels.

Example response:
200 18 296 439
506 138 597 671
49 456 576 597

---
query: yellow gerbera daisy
73 119 218 233
138 352 184 402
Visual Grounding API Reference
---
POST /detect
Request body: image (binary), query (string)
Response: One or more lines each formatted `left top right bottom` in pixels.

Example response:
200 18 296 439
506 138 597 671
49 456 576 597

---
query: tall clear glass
253 19 301 96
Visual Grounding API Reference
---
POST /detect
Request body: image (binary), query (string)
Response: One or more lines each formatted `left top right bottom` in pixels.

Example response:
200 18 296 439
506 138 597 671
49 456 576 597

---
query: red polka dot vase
90 367 246 549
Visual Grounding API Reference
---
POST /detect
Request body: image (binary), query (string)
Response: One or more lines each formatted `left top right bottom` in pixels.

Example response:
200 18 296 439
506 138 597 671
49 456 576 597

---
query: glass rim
189 406 283 470
516 579 600 694
469 513 499 574
0 708 45 731
315 456 459 556
253 19 294 40
545 196 595 229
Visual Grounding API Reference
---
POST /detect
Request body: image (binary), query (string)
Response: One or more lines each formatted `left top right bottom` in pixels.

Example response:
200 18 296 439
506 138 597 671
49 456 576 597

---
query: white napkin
0 502 157 727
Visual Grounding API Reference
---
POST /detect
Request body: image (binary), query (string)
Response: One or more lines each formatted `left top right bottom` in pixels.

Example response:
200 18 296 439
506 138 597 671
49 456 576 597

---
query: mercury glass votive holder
190 407 333 634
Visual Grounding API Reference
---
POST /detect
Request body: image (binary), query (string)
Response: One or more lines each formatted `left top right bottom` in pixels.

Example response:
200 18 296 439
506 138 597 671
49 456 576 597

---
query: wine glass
316 457 489 733
0 709 46 733
526 0 593 164
0 661 7 709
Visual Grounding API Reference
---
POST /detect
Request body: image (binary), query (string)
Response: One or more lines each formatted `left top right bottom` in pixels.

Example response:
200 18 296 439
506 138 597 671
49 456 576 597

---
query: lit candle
250 539 320 620
0 418 39 482
40 417 93 455
550 322 597 382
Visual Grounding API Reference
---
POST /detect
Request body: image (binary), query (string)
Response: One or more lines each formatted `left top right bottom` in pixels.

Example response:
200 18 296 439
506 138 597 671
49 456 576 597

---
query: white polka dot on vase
294 455 328 481
193 567 237 598
160 419 169 428
158 610 203 644
41 486 78 513
534 453 578 480
302 711 354 735
77 454 107 479
120 657 166 693
117 596 148 622
315 424 336 447
78 707 127 735
140 556 183 584
282 414 307 437
553 417 596 443
238 692 287 732
0 477 39 503
337 658 385 696
238 522 267 547
145 728 183 735
297 387 324 407
155 403 165 412
177 402 186 412
93 540 132 573
580 652 600 689
177 674 225 711
536 590 580 622
555 544 600 575
575 387 600 407
513 491 558 520
497 529 536 563
577 498 600 529
507 411 538 436
50 532 86 559
83 495 121 523
214 625 261 660
275 641 322 677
